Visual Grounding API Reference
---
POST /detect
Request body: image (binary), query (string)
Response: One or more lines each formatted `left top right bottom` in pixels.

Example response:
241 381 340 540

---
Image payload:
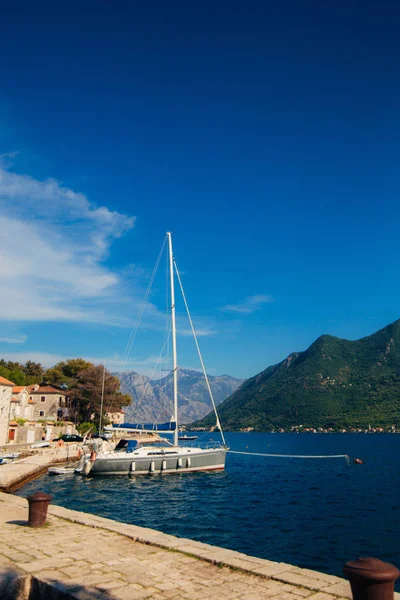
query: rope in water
228 450 350 462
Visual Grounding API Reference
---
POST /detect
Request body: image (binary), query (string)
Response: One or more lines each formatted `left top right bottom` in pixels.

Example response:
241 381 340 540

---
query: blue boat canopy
115 439 140 452
111 420 177 432
127 440 139 452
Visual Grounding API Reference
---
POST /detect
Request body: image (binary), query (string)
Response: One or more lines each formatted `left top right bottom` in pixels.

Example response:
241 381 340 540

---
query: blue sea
16 433 400 580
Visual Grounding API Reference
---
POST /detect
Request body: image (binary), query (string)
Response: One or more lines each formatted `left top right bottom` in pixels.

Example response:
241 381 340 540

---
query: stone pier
0 492 390 600
0 445 80 492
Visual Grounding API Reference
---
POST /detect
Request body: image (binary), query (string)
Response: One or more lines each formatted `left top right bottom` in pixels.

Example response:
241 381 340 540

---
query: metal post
99 364 106 434
27 492 52 527
343 557 399 600
167 232 179 447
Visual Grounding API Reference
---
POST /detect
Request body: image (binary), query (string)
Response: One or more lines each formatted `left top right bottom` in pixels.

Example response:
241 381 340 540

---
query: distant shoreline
189 428 400 434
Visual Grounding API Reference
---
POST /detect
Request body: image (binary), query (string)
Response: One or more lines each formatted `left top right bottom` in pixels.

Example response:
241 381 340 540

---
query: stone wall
31 393 64 421
6 422 76 446
0 384 12 446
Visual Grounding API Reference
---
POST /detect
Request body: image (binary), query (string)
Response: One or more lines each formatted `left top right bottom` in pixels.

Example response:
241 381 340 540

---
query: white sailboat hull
83 447 226 476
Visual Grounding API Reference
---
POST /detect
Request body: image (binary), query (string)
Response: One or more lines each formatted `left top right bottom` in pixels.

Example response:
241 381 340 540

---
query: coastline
0 491 366 599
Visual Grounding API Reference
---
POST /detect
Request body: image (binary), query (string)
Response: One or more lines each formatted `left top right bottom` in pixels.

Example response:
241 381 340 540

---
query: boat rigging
79 232 227 477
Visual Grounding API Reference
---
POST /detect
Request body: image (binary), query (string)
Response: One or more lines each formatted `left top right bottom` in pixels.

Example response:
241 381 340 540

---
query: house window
41 396 46 402
39 410 45 417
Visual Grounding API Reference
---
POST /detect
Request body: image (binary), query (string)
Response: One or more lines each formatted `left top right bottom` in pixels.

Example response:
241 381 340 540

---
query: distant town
190 425 400 434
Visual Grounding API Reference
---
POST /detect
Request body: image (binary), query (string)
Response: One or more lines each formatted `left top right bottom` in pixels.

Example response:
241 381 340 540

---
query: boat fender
130 461 136 474
187 457 191 468
83 460 93 476
162 460 167 471
90 451 97 462
150 461 155 472
178 457 183 468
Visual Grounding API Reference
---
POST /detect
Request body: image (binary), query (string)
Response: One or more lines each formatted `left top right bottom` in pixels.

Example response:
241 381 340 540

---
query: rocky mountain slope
116 369 242 424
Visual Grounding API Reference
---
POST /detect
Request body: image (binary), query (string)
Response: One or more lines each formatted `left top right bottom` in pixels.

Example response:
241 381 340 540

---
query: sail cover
111 421 177 432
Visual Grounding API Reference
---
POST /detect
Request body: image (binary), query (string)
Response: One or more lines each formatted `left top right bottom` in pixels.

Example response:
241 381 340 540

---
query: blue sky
1 1 400 379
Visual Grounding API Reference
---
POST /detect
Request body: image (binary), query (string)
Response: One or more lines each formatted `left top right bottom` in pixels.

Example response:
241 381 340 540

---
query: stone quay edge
1 491 397 599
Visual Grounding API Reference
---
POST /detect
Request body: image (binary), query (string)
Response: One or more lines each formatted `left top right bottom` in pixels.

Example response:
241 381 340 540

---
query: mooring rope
228 450 350 463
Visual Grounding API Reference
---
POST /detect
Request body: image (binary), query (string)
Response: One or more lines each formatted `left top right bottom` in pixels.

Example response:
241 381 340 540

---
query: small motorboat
0 453 20 464
178 435 198 441
48 466 77 475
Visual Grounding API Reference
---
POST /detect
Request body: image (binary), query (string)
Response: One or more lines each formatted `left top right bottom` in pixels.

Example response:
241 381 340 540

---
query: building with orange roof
10 386 35 422
106 409 125 426
28 384 68 421
0 376 15 387
0 375 15 445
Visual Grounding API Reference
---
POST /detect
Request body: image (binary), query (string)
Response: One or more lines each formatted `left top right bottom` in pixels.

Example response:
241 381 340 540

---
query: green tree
72 364 130 425
24 361 44 382
45 358 91 386
7 369 26 385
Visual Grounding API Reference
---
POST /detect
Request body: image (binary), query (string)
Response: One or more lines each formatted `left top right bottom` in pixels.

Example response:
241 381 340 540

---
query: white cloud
0 163 136 325
0 334 27 344
178 327 216 337
0 161 218 361
223 294 274 314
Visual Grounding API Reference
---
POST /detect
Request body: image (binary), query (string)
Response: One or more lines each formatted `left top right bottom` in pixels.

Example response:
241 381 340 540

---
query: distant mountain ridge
193 319 400 430
116 369 242 424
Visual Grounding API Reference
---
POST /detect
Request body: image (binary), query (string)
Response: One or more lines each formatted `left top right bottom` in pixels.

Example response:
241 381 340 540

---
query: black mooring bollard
26 491 52 528
343 557 399 600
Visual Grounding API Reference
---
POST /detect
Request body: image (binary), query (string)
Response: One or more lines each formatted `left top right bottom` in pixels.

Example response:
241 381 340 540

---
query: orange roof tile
11 397 18 403
12 386 26 393
30 386 66 395
0 376 15 386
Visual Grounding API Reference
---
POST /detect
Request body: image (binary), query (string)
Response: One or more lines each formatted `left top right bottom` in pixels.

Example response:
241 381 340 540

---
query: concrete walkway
0 445 80 492
0 493 363 599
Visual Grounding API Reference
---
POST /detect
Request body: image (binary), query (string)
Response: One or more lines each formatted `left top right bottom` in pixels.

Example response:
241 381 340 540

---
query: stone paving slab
0 491 396 599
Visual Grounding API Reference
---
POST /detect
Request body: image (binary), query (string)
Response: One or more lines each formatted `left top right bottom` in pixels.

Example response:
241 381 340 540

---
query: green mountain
194 320 400 431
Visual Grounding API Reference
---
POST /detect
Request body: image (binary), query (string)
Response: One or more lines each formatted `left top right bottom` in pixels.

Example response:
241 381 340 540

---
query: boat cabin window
115 439 140 453
115 439 129 451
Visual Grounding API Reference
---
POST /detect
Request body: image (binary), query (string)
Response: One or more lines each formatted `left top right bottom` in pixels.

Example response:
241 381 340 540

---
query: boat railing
179 440 225 450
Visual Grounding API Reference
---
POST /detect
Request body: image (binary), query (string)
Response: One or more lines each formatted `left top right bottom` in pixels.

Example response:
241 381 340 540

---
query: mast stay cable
174 259 227 448
123 235 167 368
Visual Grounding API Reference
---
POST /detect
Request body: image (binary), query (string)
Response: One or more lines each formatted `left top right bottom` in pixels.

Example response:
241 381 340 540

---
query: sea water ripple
16 433 400 579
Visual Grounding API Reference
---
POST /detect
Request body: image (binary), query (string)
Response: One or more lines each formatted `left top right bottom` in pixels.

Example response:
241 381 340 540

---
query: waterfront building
28 384 68 421
0 375 15 446
10 386 36 421
106 409 125 425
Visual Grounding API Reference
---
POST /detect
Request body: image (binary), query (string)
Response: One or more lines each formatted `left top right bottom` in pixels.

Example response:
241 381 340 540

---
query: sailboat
80 232 227 476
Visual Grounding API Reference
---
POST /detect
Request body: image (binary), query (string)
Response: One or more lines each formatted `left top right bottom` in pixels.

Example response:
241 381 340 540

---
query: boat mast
99 363 106 434
167 232 179 446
